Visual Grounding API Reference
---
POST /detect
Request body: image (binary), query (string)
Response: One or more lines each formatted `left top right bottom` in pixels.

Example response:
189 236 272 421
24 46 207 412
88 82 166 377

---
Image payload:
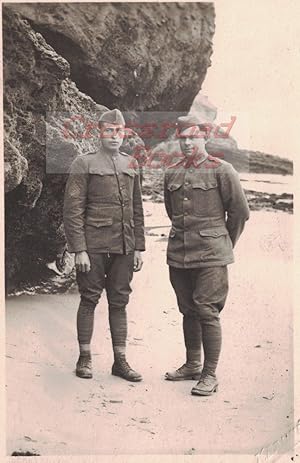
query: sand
6 205 294 458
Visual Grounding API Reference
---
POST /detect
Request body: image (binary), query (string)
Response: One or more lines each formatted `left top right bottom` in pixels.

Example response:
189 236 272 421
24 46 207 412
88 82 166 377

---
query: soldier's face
100 123 125 151
178 126 207 157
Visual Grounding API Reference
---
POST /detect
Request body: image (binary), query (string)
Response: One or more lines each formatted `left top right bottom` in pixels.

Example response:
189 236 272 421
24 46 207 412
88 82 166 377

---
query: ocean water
240 173 293 195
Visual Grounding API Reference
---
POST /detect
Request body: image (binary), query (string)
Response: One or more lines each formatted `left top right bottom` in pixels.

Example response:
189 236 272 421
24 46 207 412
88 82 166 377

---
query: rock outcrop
7 2 215 113
4 8 107 290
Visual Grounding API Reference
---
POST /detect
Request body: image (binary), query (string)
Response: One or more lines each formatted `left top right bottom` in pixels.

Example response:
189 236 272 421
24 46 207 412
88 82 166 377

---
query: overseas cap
99 108 125 125
176 114 209 132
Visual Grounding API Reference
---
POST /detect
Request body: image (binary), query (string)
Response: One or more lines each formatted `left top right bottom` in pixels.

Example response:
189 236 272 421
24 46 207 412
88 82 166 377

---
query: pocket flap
199 227 228 237
89 168 116 176
192 181 218 190
167 183 182 192
86 217 113 228
123 169 136 178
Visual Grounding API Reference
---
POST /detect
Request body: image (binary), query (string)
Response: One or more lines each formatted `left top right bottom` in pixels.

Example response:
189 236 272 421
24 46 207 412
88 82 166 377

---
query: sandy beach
6 203 293 457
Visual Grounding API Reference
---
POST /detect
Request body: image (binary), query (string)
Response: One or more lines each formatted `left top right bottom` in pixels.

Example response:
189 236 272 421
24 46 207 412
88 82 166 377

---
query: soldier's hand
75 251 91 273
133 250 143 272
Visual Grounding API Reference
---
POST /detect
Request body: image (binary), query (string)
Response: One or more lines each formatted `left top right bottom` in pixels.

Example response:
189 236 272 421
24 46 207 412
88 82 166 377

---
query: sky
201 0 299 160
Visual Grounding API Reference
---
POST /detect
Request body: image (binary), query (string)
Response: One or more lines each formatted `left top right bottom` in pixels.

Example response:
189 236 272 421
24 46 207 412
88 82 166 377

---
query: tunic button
184 212 188 216
189 169 193 173
184 197 188 201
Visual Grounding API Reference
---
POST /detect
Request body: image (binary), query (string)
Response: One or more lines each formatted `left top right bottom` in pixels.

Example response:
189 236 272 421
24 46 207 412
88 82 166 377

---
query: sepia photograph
2 1 298 461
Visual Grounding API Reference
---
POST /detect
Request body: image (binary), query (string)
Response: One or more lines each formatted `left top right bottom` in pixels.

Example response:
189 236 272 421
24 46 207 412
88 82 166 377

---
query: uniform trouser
169 266 229 375
76 252 134 348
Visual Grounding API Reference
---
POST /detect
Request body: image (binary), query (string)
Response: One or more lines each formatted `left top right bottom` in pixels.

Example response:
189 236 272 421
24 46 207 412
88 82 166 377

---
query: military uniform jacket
164 154 250 268
63 149 145 254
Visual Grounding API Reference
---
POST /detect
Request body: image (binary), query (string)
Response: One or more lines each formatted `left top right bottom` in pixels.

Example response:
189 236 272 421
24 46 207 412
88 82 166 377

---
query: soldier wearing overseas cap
163 114 250 395
63 109 145 382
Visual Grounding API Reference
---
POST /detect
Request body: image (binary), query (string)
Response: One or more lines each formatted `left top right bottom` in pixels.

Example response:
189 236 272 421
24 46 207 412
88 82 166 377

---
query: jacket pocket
192 181 219 216
85 216 113 250
123 169 136 178
85 217 113 228
198 226 232 261
121 170 135 202
167 183 183 215
88 171 117 200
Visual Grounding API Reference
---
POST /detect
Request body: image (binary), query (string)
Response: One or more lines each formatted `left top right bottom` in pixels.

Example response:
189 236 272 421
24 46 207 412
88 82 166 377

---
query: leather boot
165 362 202 381
76 353 92 379
191 372 218 396
112 356 142 382
165 348 202 381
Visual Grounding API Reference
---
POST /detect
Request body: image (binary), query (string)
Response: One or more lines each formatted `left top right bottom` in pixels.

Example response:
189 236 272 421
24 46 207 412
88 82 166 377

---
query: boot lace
199 373 216 386
78 355 91 369
118 358 132 373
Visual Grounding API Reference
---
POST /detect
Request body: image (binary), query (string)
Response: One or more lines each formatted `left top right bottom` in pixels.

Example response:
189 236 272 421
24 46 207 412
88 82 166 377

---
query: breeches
169 265 229 322
76 252 135 310
76 252 134 345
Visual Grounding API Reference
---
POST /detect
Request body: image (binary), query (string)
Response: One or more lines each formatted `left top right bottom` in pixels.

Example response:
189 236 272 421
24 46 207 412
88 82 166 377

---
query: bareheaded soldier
164 114 250 395
63 109 145 382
